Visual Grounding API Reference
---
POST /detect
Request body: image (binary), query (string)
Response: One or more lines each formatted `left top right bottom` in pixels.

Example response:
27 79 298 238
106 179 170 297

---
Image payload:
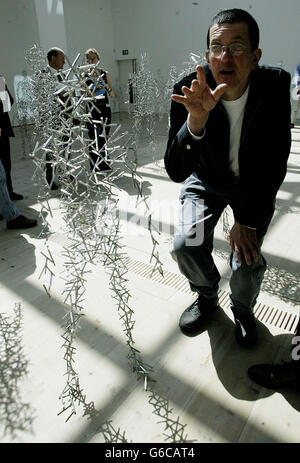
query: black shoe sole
9 194 24 201
7 221 38 230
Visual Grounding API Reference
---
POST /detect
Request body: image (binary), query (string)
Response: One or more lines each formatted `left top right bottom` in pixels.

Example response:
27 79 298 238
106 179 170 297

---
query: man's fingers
190 79 202 93
234 245 244 264
171 94 187 104
172 66 227 112
249 244 260 263
239 245 252 266
171 83 201 105
171 83 195 103
196 65 206 86
212 83 228 102
247 241 261 265
182 85 194 96
234 243 250 265
244 250 252 266
234 242 260 266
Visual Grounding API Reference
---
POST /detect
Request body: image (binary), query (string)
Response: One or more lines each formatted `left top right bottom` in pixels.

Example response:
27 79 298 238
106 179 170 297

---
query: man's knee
171 234 187 260
171 232 205 262
230 251 267 279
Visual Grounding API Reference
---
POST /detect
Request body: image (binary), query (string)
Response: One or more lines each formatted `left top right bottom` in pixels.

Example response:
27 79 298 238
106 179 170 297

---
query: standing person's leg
0 136 24 200
45 149 58 190
0 136 13 194
171 180 227 336
104 107 112 150
58 132 74 182
87 106 110 172
98 108 112 171
172 197 224 297
0 160 37 228
87 119 98 172
0 158 19 221
229 213 274 347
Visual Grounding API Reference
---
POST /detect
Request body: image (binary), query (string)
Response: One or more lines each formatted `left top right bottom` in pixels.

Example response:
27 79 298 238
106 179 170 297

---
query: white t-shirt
0 76 11 112
221 86 249 176
187 85 249 177
187 86 254 227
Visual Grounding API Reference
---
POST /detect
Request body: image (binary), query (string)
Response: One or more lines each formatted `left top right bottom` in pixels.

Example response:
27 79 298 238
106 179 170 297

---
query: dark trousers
87 106 111 172
45 134 70 184
171 174 274 317
0 136 13 194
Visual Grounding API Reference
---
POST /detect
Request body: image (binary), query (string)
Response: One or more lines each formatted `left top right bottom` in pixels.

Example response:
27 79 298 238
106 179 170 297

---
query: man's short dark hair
206 8 260 51
47 47 64 63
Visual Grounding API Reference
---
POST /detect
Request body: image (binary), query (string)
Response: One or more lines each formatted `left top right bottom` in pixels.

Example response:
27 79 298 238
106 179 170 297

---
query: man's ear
252 48 262 69
205 50 211 68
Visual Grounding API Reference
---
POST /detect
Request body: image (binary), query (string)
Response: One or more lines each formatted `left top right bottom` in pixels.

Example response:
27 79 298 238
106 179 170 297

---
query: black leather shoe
233 311 257 348
48 182 58 190
9 191 24 201
179 295 219 336
7 215 38 229
46 176 59 190
248 361 300 389
97 160 112 172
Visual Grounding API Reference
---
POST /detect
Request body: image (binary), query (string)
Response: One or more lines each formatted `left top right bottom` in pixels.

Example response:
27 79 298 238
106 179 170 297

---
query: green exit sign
122 49 129 55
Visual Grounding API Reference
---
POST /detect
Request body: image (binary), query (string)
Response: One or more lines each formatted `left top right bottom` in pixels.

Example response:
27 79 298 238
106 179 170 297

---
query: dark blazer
164 65 291 228
0 85 14 138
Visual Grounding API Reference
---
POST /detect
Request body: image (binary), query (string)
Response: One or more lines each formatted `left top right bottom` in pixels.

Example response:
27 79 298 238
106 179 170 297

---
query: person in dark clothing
248 320 300 389
85 48 115 172
0 160 37 229
44 47 66 189
164 8 291 348
0 76 24 200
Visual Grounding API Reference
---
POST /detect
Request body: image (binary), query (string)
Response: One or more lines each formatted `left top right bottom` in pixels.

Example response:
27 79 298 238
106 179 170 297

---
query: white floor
0 114 299 443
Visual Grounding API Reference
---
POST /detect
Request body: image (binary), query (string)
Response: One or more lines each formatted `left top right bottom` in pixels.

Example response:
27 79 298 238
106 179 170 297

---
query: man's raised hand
171 65 228 135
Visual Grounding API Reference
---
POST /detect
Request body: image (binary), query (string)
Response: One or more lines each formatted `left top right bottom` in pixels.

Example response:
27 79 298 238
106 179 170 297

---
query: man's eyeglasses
209 43 249 57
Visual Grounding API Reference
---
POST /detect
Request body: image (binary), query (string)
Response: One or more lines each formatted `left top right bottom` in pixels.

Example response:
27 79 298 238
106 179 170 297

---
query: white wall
34 0 68 55
62 0 118 110
111 0 300 83
0 0 40 121
0 0 40 80
0 0 117 120
0 0 299 123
